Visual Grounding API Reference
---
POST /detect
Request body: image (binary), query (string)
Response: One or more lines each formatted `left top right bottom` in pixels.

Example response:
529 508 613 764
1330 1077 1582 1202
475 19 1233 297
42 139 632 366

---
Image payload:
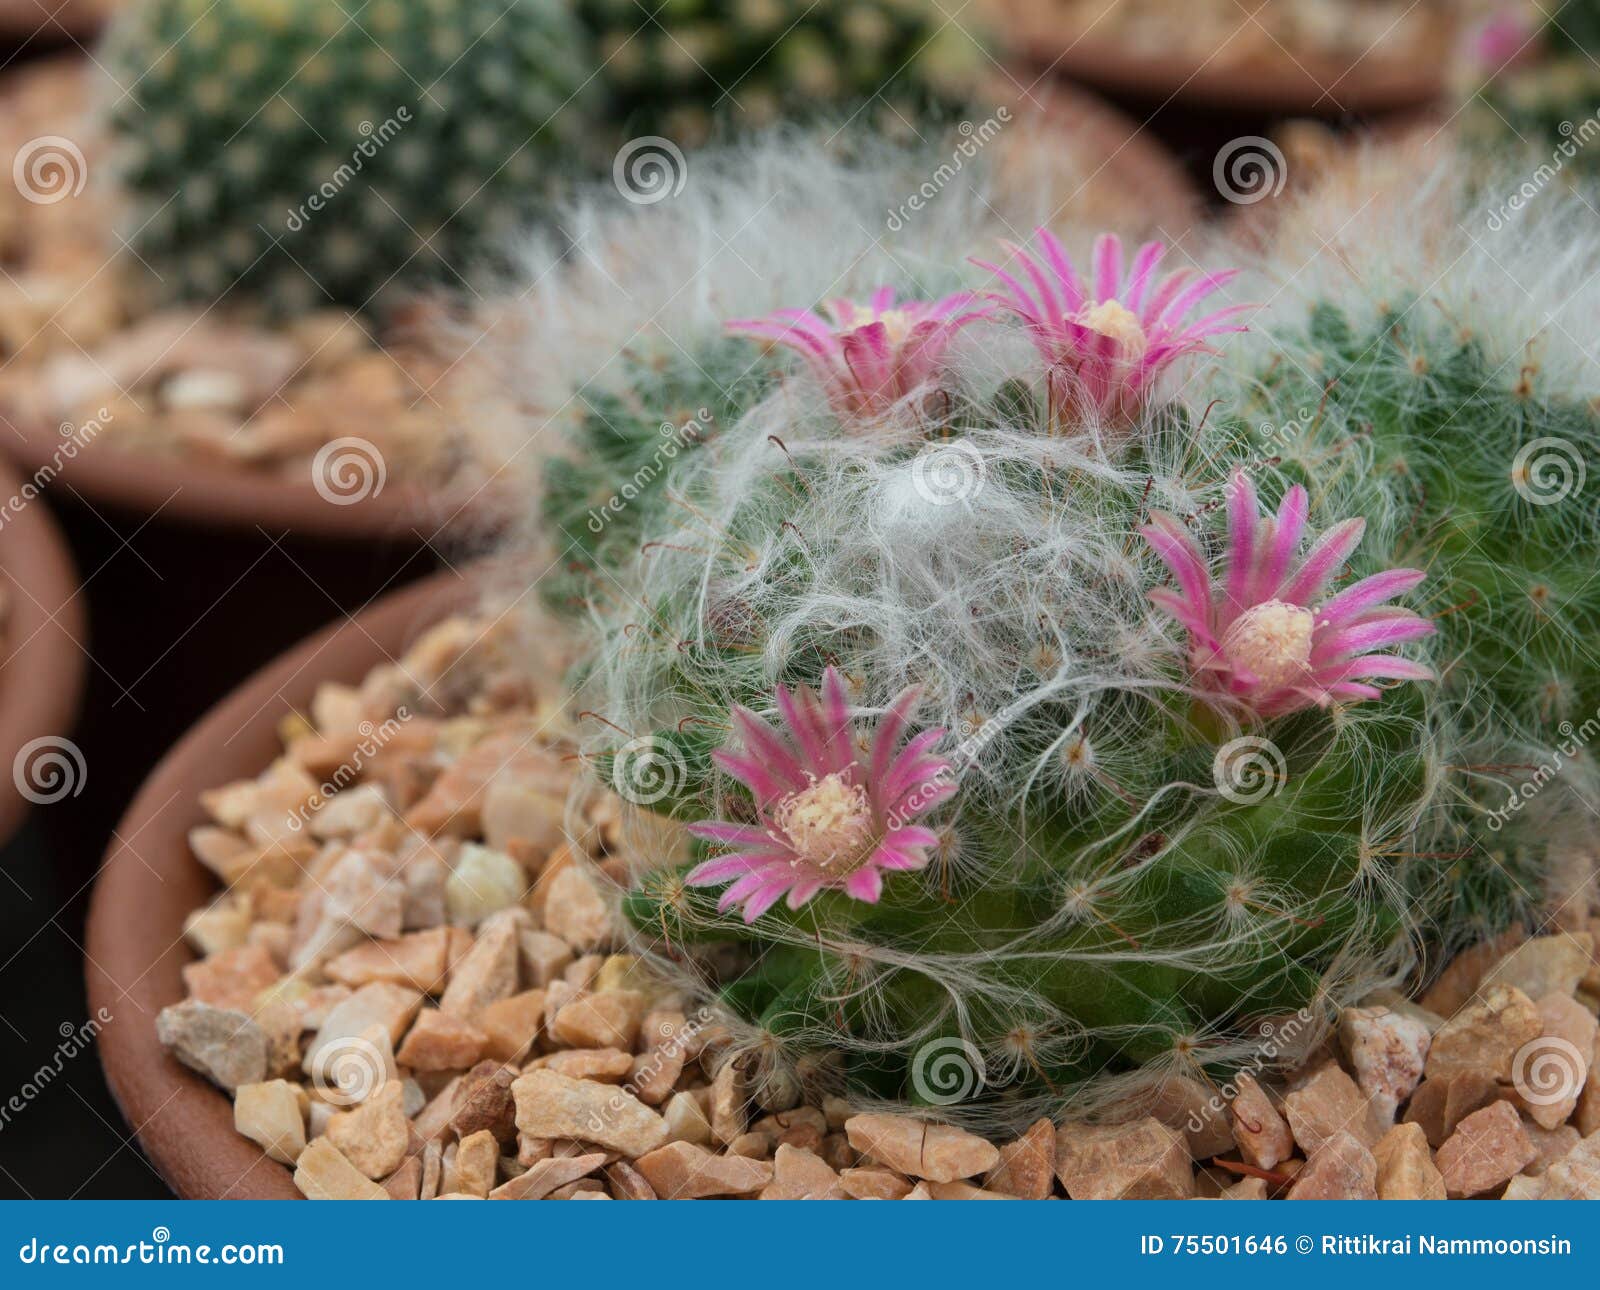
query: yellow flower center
1077 298 1147 356
846 305 916 346
1221 600 1316 690
773 772 874 871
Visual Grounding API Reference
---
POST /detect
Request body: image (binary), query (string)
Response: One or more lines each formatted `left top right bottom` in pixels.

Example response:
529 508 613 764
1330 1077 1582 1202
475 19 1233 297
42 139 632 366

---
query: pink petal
1315 569 1427 629
869 684 924 786
1224 473 1258 615
1092 232 1124 303
1279 518 1366 605
1143 512 1212 619
739 877 794 922
1123 241 1166 310
1312 614 1435 661
844 867 884 903
1260 485 1309 598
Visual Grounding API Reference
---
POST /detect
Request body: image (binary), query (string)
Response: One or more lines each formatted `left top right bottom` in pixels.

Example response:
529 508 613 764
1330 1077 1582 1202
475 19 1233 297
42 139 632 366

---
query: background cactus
575 0 981 147
1463 2 1600 167
509 137 1598 1128
100 0 593 315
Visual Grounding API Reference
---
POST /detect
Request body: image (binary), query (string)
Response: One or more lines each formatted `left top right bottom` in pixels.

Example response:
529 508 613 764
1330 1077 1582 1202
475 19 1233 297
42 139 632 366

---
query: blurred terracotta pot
86 567 476 1199
0 0 109 40
993 0 1450 116
0 455 86 848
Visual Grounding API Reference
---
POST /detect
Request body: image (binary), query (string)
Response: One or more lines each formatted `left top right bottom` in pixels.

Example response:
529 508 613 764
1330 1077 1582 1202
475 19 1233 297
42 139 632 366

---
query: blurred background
0 0 1581 1197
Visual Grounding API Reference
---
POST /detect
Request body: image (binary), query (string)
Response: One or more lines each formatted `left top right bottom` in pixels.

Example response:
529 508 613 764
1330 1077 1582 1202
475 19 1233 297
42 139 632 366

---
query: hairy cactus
576 0 980 145
101 0 592 314
512 141 1523 1133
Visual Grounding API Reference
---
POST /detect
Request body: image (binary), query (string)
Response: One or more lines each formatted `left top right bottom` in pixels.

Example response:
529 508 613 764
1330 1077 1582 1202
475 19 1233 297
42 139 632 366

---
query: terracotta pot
0 456 86 849
995 75 1199 232
0 413 504 543
994 0 1449 116
86 567 478 1199
0 0 109 40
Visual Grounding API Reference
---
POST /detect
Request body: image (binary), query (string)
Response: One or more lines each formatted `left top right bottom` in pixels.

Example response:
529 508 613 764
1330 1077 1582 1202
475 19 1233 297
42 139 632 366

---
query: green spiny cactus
1218 300 1600 941
101 0 593 315
576 0 981 146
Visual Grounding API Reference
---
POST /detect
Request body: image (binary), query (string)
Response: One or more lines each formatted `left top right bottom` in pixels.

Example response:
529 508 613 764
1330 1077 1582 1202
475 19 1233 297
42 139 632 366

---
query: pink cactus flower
726 287 990 423
1467 8 1542 75
686 668 954 922
974 229 1250 426
1142 473 1435 718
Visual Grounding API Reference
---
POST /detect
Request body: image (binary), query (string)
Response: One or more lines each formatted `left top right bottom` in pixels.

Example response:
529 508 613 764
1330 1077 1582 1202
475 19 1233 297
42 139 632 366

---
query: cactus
526 155 1432 1125
575 0 980 146
521 139 1594 1124
1462 3 1600 168
101 0 593 315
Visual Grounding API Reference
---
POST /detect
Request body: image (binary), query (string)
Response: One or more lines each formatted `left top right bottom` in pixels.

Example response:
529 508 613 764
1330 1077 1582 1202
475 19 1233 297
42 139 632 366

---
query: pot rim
0 413 506 543
0 455 87 849
86 567 479 1199
0 0 106 39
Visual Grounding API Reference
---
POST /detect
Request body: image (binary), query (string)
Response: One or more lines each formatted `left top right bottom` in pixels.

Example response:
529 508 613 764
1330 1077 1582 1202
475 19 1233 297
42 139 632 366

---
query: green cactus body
575 0 979 145
1226 300 1600 939
102 0 592 314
